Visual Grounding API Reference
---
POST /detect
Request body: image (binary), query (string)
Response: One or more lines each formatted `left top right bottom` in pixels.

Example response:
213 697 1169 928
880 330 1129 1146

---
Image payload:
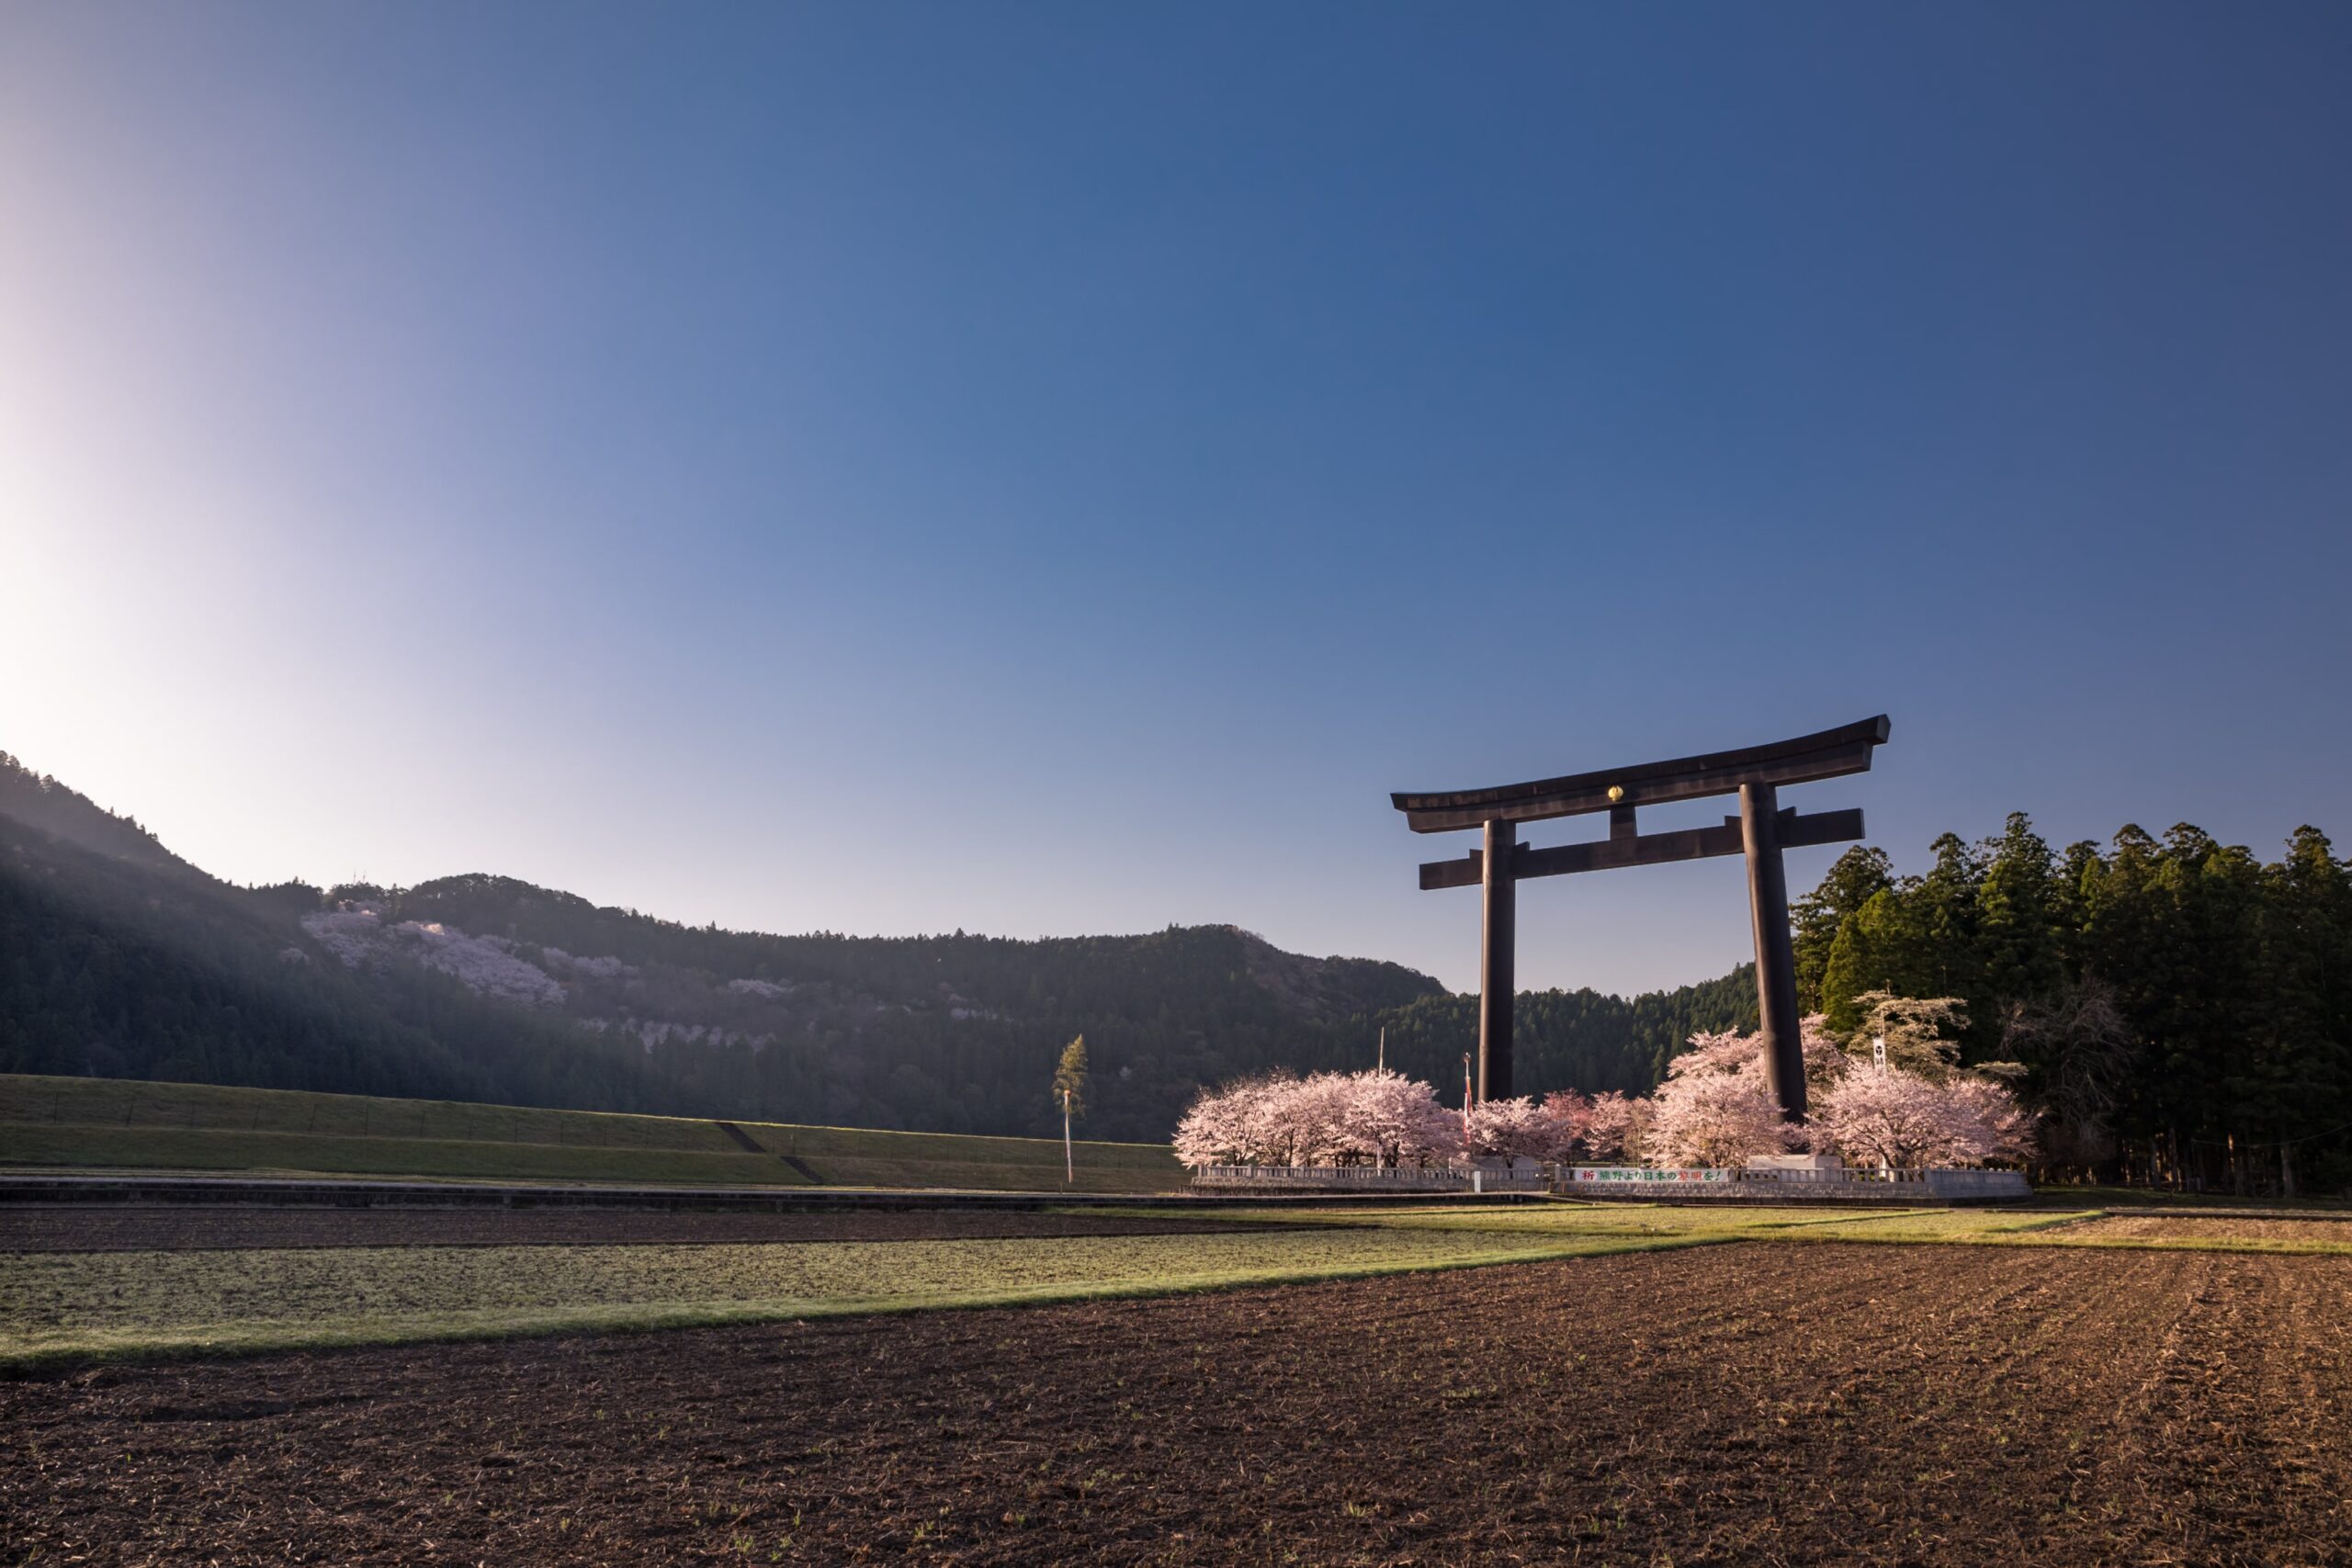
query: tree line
1794 815 2350 1194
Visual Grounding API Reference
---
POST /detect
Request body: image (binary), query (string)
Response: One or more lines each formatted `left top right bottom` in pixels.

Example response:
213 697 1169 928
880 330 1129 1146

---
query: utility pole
1062 1087 1073 1186
1376 1026 1385 1074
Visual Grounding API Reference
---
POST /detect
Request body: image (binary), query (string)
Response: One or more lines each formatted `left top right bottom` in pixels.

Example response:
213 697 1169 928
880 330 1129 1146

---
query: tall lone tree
1052 1035 1089 1120
1052 1035 1088 1183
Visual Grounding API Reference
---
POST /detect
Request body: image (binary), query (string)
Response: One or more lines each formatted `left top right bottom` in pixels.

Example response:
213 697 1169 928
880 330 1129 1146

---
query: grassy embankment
0 1074 1183 1193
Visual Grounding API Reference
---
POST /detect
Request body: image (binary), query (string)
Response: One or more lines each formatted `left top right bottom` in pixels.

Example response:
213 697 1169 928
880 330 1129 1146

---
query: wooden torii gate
1392 716 1890 1121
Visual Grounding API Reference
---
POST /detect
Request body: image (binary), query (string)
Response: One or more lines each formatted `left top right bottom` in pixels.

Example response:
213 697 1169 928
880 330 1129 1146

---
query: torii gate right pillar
1738 782 1807 1122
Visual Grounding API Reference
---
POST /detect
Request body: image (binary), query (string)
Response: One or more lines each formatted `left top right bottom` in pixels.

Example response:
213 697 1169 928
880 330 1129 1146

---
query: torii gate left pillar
1738 781 1807 1120
1477 818 1516 1101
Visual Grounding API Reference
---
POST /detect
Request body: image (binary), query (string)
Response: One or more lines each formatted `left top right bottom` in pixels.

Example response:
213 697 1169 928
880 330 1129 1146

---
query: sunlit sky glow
4 3 2347 993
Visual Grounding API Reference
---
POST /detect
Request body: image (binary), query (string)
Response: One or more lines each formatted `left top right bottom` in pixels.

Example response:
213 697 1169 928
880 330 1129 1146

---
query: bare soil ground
0 1205 1255 1253
2064 1213 2352 1245
7 1243 2350 1566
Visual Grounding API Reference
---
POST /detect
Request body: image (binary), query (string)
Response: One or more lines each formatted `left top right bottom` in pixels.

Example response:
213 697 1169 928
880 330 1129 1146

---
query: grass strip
0 1232 1734 1375
1096 1201 2352 1254
1084 1202 1920 1236
0 1122 1179 1194
1786 1208 2105 1240
14 1201 2345 1377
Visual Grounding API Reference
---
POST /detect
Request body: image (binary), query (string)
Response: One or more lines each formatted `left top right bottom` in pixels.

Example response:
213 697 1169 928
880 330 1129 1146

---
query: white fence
1193 1164 1549 1192
1190 1164 2031 1201
1566 1166 2030 1201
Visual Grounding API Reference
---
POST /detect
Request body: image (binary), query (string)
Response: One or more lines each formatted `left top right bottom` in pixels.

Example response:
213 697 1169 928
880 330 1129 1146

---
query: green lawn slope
0 1075 1184 1192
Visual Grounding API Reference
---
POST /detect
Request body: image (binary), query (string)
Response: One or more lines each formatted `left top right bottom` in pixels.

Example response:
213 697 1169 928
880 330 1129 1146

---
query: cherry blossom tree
1940 1075 2039 1166
1539 1090 1591 1158
1331 1068 1463 1168
1810 1063 2036 1168
1667 1015 1848 1089
1638 1015 1844 1168
1172 1070 1460 1168
1464 1096 1578 1162
1578 1090 1649 1163
1807 1066 1951 1168
1666 1026 1756 1079
1645 1071 1794 1168
1172 1075 1281 1168
1540 1089 1589 1128
1245 1073 1332 1166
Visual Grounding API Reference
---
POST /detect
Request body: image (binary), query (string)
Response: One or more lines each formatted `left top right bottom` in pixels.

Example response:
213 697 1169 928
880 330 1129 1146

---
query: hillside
0 1074 1183 1191
0 750 1754 1140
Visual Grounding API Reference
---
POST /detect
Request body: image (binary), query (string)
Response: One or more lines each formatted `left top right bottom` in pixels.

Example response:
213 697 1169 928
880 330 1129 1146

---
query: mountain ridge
0 750 1756 1140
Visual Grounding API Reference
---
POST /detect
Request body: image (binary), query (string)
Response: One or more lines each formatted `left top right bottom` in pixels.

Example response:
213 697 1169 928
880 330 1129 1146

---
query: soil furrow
6 1244 2349 1566
0 1206 1259 1253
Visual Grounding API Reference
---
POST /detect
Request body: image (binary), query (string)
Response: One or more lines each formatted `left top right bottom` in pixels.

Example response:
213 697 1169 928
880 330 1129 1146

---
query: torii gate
1392 716 1890 1121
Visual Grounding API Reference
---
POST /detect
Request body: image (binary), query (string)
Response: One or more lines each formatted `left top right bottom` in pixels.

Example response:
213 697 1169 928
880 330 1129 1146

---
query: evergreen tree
1975 812 2064 1041
1915 832 1986 1003
1793 845 1894 1010
1051 1035 1090 1120
2242 828 2351 1195
1820 888 1932 1032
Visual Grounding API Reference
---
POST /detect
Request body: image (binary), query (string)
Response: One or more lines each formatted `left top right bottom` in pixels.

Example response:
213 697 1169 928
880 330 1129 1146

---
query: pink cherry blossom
1645 1071 1795 1168
1172 1069 1461 1168
1577 1091 1648 1162
1464 1096 1580 1162
1811 1064 2035 1168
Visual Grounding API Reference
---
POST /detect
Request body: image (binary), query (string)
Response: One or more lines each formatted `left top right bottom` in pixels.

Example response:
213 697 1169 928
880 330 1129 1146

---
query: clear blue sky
3 3 2346 994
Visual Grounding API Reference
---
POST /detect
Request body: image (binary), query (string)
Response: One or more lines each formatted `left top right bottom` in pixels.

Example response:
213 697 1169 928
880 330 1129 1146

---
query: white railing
1566 1167 1736 1189
1736 1167 1926 1184
1193 1164 1549 1191
1190 1163 2030 1200
1565 1166 2030 1200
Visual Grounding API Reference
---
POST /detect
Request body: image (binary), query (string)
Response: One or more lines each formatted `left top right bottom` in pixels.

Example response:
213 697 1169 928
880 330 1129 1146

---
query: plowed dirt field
2062 1213 2352 1246
7 1242 2348 1566
0 1205 1254 1253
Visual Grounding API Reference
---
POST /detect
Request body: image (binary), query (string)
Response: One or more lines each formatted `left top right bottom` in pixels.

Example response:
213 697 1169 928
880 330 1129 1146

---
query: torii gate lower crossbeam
1394 716 1890 1118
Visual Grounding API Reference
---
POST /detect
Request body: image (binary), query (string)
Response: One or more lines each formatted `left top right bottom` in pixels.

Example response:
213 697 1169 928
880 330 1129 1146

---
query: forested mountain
0 752 1747 1142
